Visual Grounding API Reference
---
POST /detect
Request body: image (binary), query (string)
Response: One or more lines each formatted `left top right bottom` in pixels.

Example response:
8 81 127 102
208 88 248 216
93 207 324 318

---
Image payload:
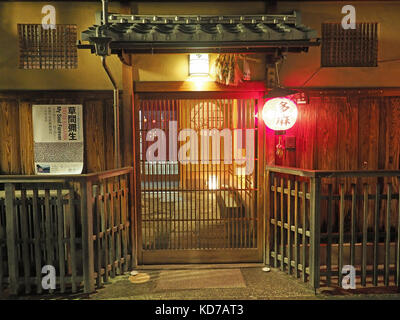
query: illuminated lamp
208 175 218 190
262 87 299 159
261 97 298 133
189 54 209 76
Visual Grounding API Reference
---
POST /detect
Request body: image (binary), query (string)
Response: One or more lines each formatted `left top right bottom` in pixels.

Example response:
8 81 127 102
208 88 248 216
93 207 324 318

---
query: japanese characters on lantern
261 97 298 131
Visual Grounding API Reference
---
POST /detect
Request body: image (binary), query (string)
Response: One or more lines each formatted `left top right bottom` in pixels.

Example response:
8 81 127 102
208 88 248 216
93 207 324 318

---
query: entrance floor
72 267 400 300
2 266 400 300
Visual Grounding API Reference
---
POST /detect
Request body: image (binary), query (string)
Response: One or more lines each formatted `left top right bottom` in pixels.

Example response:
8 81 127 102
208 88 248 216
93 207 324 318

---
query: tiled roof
80 12 319 54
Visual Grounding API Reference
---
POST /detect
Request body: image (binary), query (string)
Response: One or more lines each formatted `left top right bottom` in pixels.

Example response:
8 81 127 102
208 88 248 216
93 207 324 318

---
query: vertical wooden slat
373 183 380 286
100 182 109 283
338 184 345 286
32 188 42 294
108 181 116 278
265 170 271 266
129 169 137 268
396 177 400 288
350 184 357 268
273 177 278 268
5 183 18 295
44 189 54 293
301 181 307 282
362 183 368 287
0 202 4 294
93 185 102 288
287 179 292 275
121 177 129 273
81 180 95 293
385 183 392 286
115 179 122 274
20 188 31 294
294 181 299 277
56 187 66 293
68 187 77 293
310 176 321 290
280 177 284 271
327 184 333 286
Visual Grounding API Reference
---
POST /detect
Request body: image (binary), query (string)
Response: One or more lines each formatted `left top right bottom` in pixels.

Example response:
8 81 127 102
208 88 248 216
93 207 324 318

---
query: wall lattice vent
321 22 378 67
18 24 78 69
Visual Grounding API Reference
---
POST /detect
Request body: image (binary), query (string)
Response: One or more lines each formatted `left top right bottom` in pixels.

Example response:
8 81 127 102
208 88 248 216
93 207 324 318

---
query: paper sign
32 105 84 174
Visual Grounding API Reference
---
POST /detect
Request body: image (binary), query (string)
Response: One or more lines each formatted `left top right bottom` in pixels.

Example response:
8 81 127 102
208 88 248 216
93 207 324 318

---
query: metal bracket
89 35 112 56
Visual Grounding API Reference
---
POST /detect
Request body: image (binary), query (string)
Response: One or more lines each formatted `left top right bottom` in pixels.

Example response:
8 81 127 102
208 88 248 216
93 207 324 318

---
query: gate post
5 183 19 295
264 169 272 266
129 169 138 268
309 175 321 290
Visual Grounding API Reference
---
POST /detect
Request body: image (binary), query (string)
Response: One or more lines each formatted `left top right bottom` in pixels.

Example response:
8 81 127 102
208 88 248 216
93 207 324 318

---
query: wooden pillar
121 53 134 168
5 183 19 295
309 176 321 290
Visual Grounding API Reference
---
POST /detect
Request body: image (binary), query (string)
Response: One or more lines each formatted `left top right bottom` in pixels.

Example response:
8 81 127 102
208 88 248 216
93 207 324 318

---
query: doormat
155 269 246 291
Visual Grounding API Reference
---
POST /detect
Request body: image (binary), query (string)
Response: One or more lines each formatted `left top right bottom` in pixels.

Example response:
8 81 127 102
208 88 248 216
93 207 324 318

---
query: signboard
32 105 84 174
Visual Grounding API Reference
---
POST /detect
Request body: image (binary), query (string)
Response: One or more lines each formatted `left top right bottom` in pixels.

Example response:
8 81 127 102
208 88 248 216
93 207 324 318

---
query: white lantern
189 54 209 76
261 97 298 131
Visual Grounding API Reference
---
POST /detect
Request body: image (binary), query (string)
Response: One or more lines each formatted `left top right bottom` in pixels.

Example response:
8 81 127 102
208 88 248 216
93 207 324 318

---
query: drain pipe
100 0 120 168
102 0 109 25
102 56 120 169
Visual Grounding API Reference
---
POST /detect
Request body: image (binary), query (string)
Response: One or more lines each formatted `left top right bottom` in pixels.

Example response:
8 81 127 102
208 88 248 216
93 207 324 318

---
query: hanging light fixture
261 58 301 159
261 97 298 132
189 54 209 76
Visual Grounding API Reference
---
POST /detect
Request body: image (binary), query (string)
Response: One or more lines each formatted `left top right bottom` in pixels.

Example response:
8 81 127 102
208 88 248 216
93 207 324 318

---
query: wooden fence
265 166 400 290
0 167 136 295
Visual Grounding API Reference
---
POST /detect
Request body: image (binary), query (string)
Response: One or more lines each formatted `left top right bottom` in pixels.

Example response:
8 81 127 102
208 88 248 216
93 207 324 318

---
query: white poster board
32 105 84 174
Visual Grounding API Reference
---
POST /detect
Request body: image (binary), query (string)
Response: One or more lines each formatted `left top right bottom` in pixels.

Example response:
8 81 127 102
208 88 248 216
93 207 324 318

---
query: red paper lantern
261 97 298 131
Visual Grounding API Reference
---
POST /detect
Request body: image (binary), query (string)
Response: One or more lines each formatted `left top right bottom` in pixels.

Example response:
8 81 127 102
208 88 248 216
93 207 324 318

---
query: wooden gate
134 91 265 264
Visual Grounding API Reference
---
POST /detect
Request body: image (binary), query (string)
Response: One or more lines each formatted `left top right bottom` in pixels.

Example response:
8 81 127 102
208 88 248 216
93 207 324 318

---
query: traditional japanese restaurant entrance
135 92 263 264
3 0 400 296
79 7 319 264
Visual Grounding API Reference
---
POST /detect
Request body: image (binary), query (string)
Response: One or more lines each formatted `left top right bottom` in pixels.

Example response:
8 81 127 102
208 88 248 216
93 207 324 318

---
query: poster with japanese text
32 105 84 174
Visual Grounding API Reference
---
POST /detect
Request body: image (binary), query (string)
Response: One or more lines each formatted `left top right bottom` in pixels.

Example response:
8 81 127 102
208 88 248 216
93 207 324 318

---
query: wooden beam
134 81 266 93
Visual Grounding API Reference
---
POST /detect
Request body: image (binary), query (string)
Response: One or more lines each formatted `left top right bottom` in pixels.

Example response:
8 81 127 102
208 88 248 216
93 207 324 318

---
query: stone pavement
2 267 400 300
85 267 400 300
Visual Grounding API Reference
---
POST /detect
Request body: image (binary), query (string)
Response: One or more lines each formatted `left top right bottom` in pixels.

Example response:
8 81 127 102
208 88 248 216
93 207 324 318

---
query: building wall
1 1 399 89
1 1 400 175
276 1 400 87
0 1 123 90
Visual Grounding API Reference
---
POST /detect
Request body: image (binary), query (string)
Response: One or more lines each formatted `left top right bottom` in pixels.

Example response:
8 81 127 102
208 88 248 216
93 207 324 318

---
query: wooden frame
133 85 266 264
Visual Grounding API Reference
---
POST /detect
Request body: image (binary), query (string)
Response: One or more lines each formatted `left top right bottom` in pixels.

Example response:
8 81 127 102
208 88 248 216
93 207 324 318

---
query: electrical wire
302 67 322 87
300 57 400 87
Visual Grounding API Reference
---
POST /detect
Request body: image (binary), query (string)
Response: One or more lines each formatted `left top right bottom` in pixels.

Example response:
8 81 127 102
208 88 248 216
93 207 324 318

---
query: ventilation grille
18 24 78 69
321 22 378 67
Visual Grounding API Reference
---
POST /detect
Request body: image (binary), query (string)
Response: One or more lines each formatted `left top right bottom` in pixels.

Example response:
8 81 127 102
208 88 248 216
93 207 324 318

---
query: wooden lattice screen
321 22 378 67
18 24 78 69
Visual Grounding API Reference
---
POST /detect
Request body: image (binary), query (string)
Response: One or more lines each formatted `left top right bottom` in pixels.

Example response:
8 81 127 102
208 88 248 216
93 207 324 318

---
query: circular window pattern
190 101 224 130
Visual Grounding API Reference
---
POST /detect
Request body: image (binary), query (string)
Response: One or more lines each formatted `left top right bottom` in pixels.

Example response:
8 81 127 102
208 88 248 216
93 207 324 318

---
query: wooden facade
2 87 399 175
265 89 400 173
0 91 116 175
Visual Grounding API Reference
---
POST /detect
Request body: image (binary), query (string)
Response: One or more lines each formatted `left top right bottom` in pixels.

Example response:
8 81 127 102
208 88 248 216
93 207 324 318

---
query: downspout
102 56 120 169
100 0 120 168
